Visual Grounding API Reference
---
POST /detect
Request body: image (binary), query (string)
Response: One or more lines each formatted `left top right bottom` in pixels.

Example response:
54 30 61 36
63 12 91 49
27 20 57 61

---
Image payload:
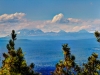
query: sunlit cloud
51 13 65 23
0 12 25 23
0 13 100 37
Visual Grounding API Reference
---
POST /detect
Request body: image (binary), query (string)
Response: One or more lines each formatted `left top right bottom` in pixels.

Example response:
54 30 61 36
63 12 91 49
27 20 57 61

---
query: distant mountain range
0 29 95 40
16 29 95 40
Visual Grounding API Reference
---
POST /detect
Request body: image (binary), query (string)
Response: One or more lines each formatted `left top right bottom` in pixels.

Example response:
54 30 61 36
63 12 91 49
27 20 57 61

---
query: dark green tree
52 44 81 75
94 31 100 42
52 31 100 75
0 30 39 75
82 53 100 75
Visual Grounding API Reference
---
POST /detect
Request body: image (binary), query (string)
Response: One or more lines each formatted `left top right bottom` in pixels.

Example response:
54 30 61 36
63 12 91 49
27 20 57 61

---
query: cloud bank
0 13 100 37
51 13 64 23
0 13 25 23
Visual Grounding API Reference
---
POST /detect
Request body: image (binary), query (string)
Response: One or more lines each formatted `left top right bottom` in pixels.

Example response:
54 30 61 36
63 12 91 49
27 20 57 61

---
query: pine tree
52 44 81 75
0 30 39 75
52 31 100 75
82 53 100 75
94 31 100 42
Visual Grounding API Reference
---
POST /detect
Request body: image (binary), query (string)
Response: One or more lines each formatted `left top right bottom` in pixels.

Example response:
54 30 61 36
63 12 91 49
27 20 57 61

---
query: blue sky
0 0 100 20
0 0 100 36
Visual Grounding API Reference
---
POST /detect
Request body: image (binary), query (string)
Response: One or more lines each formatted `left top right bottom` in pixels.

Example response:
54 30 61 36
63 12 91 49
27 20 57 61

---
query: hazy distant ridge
14 29 95 40
0 29 95 40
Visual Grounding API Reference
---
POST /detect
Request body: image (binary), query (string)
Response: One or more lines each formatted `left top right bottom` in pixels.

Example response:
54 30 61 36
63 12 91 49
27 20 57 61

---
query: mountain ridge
0 29 94 40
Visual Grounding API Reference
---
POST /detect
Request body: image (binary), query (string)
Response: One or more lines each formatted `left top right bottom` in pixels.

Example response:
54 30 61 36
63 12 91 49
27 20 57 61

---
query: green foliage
52 44 100 75
0 30 39 75
52 31 100 75
82 53 100 75
0 30 100 75
95 31 100 42
52 44 81 75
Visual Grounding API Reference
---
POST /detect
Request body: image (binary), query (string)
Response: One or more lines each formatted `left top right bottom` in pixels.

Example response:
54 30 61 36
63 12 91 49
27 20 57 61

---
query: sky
0 0 100 36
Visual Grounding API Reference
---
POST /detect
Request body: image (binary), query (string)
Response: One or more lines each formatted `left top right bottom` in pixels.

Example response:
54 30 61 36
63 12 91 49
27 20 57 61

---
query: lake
0 39 100 75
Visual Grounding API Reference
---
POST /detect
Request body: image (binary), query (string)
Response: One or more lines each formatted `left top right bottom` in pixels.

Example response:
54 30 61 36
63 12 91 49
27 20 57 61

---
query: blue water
0 39 100 75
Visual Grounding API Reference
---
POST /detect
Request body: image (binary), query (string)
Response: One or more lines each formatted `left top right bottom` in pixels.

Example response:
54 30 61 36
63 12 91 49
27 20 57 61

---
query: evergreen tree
82 53 100 75
52 44 81 75
94 31 100 42
0 30 39 75
52 31 100 75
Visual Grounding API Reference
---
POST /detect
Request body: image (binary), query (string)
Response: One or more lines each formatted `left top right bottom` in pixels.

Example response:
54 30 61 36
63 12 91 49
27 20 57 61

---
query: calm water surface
0 39 100 75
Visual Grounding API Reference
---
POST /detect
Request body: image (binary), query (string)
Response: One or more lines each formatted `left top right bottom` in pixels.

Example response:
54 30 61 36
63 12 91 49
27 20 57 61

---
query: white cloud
0 13 100 37
51 13 64 23
0 12 25 23
51 13 83 24
67 18 82 23
49 13 100 32
0 13 45 36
